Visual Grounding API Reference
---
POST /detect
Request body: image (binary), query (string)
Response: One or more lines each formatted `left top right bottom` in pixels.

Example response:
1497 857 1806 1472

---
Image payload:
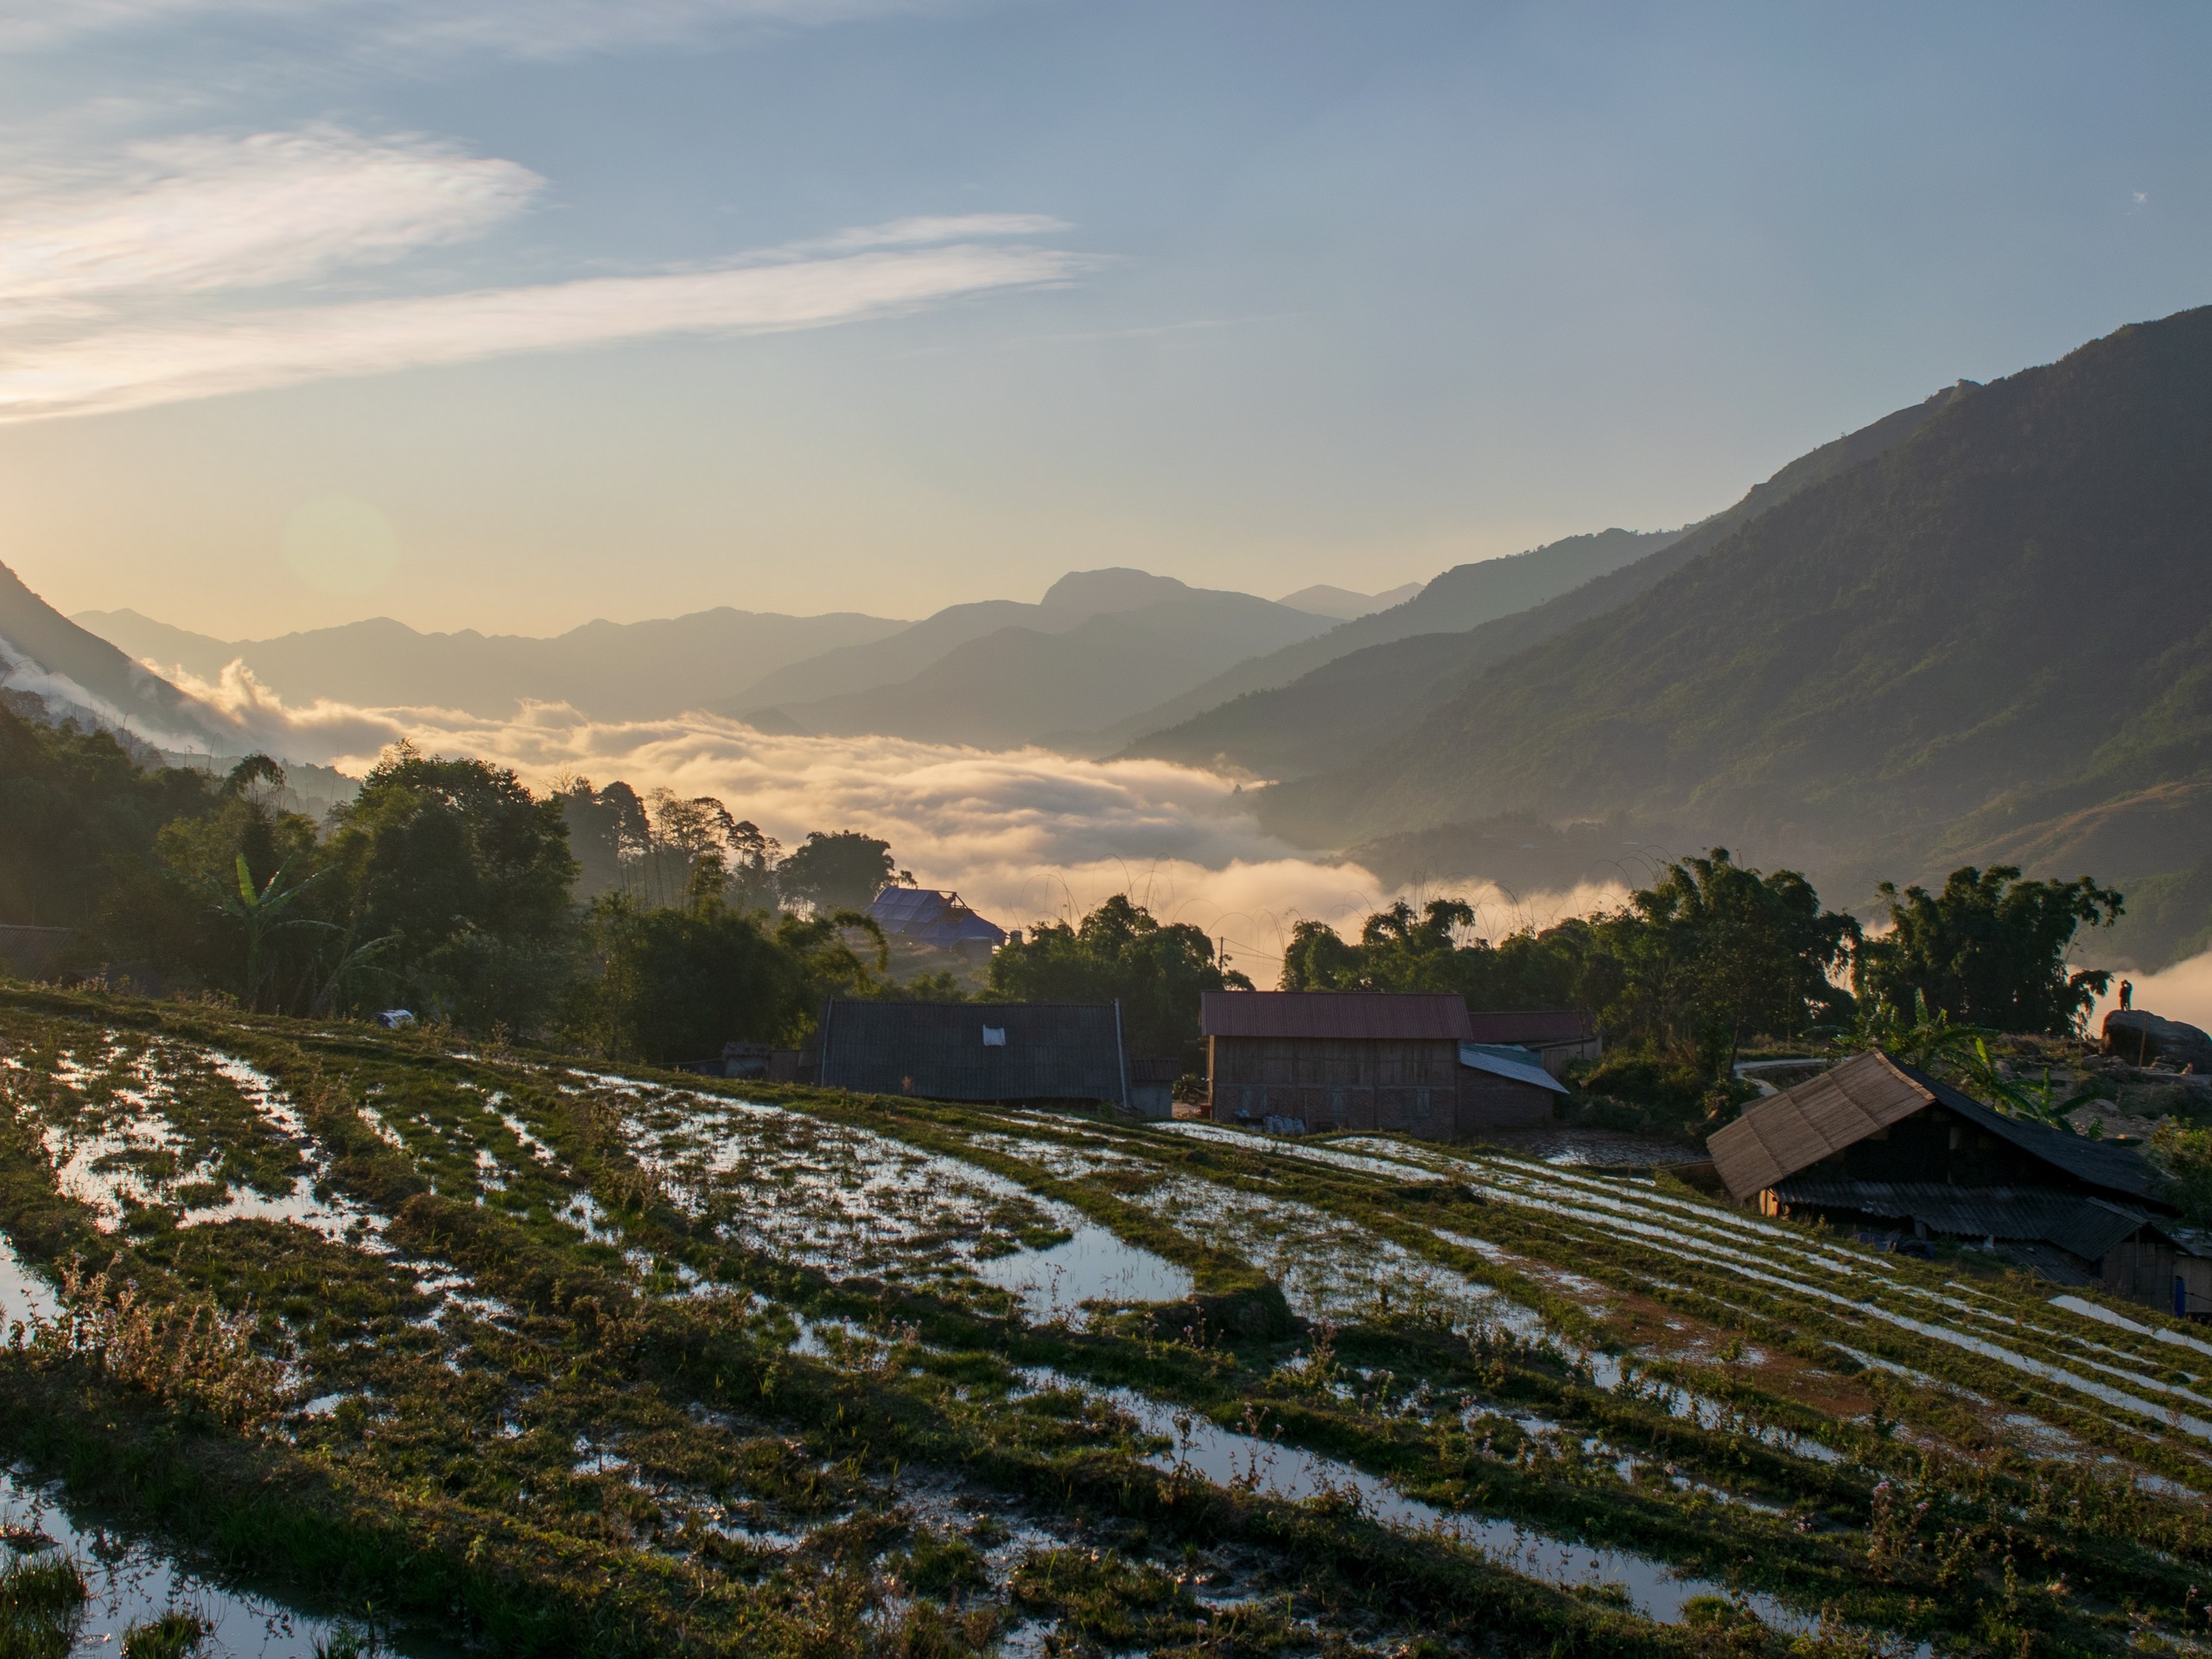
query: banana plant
1847 993 2096 1132
1949 1036 2101 1135
205 853 336 1012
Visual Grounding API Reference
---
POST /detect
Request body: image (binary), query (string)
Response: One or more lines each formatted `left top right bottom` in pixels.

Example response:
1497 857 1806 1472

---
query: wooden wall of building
1206 1035 1550 1141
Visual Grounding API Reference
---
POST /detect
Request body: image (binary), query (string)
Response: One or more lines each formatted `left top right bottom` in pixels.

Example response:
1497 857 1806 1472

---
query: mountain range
22 303 2212 970
729 571 1339 752
1257 307 2212 968
81 604 907 723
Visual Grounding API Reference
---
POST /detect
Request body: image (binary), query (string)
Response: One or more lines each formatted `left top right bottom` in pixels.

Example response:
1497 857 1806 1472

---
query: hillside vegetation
1124 390 1965 780
1262 308 2212 967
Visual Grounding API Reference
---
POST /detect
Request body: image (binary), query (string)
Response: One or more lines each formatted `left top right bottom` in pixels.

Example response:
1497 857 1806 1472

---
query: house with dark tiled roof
1709 1049 2210 1316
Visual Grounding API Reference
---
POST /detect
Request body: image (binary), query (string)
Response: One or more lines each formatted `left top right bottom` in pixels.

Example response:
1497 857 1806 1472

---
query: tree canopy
988 894 1249 1065
1854 865 2122 1034
778 830 909 915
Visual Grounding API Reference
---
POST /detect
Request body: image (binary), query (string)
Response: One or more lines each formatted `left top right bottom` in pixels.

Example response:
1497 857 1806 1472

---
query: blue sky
1 0 2207 635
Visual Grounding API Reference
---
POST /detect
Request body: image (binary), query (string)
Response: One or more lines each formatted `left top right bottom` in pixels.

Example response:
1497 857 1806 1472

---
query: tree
1606 850 1859 1076
2151 1122 2212 1227
572 889 884 1064
1853 865 2123 1034
555 778 649 899
779 830 910 915
321 745 579 1033
1281 904 1612 1014
575 893 808 1062
723 819 780 913
0 702 215 939
988 893 1249 1065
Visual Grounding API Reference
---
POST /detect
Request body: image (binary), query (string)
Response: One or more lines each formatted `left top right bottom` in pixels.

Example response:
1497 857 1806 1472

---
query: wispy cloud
0 0 960 58
798 213 1071 254
0 127 539 319
0 127 1081 420
0 241 1082 421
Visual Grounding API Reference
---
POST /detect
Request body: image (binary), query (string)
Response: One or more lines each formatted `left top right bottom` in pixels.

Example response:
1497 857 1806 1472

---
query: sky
0 2 2209 637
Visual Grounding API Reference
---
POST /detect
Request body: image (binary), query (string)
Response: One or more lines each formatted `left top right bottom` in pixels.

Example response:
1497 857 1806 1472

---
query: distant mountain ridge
1277 581 1423 620
1106 528 1687 761
81 605 910 722
1259 306 2212 968
721 568 1199 714
745 583 1337 752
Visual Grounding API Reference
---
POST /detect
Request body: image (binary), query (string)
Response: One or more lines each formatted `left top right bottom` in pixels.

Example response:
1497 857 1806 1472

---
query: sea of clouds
181 663 1626 979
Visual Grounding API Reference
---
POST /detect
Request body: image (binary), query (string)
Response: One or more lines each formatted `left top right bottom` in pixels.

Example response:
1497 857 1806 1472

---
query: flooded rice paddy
0 988 2205 1655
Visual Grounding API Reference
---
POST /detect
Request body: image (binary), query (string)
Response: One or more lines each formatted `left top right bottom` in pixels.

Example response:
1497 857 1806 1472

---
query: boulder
2102 1008 2212 1073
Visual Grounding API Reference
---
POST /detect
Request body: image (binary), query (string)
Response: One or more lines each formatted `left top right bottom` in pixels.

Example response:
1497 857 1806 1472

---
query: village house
1201 990 1563 1141
815 998 1127 1109
1709 1048 2212 1317
863 887 1008 950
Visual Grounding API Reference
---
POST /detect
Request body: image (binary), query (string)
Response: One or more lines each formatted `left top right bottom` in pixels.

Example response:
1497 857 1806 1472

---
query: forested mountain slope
1262 307 2212 965
1109 528 1681 764
3 562 232 750
1122 387 1966 778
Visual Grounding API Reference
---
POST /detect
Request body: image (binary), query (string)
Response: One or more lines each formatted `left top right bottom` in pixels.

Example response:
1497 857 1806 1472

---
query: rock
2101 1008 2212 1073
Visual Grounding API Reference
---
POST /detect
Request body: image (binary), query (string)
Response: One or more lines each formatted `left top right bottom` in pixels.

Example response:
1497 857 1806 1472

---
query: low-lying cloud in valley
178 663 1625 976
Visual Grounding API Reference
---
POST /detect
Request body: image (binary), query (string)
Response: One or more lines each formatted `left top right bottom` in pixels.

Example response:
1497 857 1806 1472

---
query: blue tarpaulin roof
1459 1042 1567 1094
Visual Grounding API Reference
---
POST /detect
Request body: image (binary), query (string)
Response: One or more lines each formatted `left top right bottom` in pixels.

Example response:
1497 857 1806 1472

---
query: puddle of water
970 1224 1193 1326
0 1465 355 1656
1141 1175 1538 1336
613 1087 1071 1282
1014 1369 1827 1637
2050 1295 2212 1362
0 1230 61 1330
1162 1122 1446 1185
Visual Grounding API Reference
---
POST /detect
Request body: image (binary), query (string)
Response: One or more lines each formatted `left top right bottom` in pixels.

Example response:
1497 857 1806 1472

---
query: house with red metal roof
1199 990 1562 1141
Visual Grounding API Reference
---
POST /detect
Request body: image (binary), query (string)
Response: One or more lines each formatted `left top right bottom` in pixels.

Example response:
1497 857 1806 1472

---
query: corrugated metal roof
1201 991 1474 1041
817 999 1124 1105
868 888 943 925
1458 1042 1568 1095
863 887 1006 947
1707 1048 2170 1208
1464 1009 1596 1047
1899 1060 2167 1205
1995 1241 2102 1287
1770 1177 2151 1257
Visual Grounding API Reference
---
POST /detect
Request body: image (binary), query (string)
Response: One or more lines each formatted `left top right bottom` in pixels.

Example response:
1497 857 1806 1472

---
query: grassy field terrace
0 982 2208 1656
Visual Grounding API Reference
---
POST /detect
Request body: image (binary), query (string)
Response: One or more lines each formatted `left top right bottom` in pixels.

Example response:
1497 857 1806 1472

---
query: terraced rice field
0 982 2207 1656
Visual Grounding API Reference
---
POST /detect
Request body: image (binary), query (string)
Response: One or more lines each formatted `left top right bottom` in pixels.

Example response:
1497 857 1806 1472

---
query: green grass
121 1610 207 1658
0 1553 84 1659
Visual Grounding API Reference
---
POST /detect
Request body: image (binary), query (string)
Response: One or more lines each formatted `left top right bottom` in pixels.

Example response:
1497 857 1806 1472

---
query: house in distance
864 887 1008 951
1201 990 1563 1141
816 999 1128 1111
1709 1049 2210 1317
